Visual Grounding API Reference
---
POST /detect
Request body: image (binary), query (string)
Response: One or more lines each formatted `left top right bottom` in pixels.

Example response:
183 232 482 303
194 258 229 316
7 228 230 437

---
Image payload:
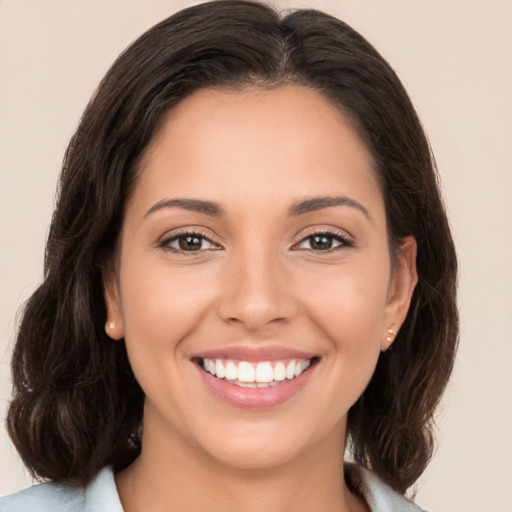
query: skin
104 85 417 512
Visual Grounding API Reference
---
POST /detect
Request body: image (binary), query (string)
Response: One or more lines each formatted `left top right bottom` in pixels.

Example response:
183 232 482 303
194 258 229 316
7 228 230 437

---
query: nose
217 246 296 332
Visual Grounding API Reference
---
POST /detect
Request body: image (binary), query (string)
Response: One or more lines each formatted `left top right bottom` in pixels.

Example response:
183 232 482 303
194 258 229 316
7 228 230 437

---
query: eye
160 232 220 252
294 231 353 251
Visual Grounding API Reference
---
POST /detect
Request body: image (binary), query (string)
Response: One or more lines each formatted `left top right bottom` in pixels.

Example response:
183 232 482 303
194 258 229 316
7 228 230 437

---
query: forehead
131 85 382 219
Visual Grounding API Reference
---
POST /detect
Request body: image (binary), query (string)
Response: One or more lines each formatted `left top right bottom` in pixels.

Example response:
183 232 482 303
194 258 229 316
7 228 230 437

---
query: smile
192 347 319 409
200 358 313 388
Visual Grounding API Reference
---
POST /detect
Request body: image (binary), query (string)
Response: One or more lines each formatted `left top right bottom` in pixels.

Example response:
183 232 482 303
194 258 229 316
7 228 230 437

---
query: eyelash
159 230 220 253
292 229 354 252
158 229 354 254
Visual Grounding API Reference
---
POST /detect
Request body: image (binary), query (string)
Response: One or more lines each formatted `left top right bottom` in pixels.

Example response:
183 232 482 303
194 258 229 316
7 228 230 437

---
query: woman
1 1 457 511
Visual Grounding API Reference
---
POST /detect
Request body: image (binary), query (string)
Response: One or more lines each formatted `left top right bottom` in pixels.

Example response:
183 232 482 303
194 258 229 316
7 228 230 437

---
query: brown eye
161 232 219 252
179 235 203 251
295 232 352 251
309 235 334 250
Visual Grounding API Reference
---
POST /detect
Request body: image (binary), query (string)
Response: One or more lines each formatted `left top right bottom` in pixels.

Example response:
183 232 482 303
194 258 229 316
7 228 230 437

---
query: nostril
222 315 288 332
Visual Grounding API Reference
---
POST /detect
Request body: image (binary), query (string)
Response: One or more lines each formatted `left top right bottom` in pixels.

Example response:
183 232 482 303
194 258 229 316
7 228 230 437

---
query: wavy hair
7 0 457 494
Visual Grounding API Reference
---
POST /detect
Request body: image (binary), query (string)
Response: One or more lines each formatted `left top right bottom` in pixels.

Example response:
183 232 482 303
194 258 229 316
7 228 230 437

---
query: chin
207 438 307 471
193 416 336 472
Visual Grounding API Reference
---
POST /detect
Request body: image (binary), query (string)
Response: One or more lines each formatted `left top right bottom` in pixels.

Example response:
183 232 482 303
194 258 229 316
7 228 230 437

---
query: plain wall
1 1 511 510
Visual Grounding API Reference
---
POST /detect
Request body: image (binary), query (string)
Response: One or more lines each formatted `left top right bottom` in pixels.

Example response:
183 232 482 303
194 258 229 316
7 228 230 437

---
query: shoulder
0 480 86 512
345 463 429 512
0 467 123 512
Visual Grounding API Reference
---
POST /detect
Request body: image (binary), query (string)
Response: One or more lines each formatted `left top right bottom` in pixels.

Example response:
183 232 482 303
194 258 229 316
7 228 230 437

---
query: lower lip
196 364 314 410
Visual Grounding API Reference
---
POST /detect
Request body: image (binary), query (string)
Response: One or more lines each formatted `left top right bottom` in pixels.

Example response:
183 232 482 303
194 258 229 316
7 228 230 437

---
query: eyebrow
144 198 225 218
288 195 370 219
144 195 369 220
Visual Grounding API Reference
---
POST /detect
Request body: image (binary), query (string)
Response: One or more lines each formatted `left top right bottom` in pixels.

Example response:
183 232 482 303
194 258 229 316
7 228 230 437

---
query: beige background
1 1 511 510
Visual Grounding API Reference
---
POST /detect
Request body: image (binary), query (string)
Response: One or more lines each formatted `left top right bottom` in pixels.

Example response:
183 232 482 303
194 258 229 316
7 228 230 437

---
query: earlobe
381 236 418 351
103 270 124 340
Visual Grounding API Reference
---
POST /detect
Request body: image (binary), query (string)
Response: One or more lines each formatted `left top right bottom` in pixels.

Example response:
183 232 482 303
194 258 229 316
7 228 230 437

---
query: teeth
294 360 310 377
215 359 226 379
273 362 286 381
255 362 273 383
201 358 312 385
286 360 295 380
236 381 258 388
225 361 237 380
238 362 255 382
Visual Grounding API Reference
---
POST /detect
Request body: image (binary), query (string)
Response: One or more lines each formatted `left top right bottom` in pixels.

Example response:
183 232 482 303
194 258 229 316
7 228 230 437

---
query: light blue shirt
0 467 122 512
0 464 426 511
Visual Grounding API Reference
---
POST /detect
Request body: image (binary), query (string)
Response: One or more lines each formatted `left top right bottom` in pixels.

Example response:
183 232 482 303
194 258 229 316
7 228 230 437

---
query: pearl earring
386 328 397 343
384 323 398 349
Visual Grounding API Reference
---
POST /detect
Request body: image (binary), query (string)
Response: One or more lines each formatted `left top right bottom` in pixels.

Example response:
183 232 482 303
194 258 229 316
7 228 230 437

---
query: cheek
297 261 389 401
116 258 217 381
120 256 213 330
116 264 221 425
300 262 390 346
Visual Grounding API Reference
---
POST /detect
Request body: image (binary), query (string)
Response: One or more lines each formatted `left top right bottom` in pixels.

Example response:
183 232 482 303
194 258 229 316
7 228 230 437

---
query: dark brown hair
7 0 457 494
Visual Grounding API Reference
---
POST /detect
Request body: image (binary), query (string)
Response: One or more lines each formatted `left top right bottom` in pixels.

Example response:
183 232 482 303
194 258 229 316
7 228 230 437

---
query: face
105 86 417 471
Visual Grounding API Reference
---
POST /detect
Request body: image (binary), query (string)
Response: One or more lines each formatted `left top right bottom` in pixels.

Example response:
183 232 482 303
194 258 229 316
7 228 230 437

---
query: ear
103 269 124 340
381 236 418 351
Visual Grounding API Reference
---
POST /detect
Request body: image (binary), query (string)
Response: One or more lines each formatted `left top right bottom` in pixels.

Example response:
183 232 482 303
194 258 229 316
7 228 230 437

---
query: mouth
191 346 320 409
193 356 319 388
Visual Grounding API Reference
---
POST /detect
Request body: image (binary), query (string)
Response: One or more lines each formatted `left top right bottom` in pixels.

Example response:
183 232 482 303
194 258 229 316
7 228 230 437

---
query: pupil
179 236 202 251
311 235 332 250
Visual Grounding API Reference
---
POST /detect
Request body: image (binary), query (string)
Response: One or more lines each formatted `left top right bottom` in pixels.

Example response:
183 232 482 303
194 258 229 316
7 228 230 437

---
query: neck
115 418 368 512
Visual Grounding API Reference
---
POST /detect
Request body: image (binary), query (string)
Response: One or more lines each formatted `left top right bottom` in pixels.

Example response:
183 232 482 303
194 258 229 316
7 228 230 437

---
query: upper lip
192 345 317 362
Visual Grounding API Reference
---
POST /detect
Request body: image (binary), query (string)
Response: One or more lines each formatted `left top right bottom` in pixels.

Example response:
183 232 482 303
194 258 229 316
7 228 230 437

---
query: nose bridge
218 240 293 330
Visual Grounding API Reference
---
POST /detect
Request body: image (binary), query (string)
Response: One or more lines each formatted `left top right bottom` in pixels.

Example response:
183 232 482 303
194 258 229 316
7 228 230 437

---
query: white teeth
286 360 296 380
255 362 273 383
238 361 255 382
273 362 286 381
201 357 312 385
225 361 237 380
294 360 310 377
215 359 226 379
237 381 257 388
